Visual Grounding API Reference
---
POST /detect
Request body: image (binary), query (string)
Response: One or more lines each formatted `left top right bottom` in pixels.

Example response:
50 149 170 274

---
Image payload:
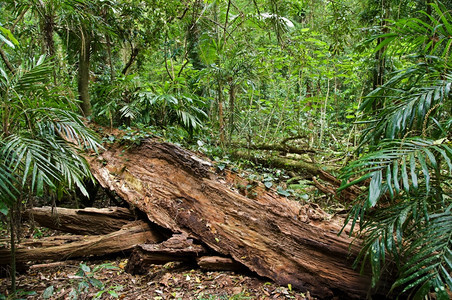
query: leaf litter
0 258 314 299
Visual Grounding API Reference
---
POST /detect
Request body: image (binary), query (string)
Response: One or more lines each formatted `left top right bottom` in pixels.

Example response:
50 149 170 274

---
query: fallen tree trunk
232 142 316 155
125 234 206 274
0 221 162 265
197 256 246 272
233 150 361 202
88 140 388 299
25 206 135 235
233 150 323 178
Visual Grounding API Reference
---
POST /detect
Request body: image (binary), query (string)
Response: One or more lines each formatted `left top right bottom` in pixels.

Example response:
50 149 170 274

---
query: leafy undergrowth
0 259 313 300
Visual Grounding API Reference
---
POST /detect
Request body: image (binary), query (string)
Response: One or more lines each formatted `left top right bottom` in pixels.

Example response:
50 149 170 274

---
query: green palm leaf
392 207 452 299
341 3 452 298
340 138 451 207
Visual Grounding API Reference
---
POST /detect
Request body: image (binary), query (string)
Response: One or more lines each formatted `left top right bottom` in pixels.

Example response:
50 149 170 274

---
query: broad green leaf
386 165 394 199
0 33 14 48
0 27 18 46
108 290 119 298
367 171 382 208
42 286 54 299
423 148 437 169
410 154 418 190
0 201 9 216
277 187 290 197
401 157 409 193
392 160 400 193
89 277 104 289
417 153 430 192
80 263 90 273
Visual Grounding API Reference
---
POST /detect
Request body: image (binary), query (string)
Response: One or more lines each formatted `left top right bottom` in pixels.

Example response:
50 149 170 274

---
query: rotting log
232 150 323 178
25 206 135 235
0 221 163 265
125 233 206 274
233 151 361 202
197 256 246 272
232 142 316 155
88 139 390 299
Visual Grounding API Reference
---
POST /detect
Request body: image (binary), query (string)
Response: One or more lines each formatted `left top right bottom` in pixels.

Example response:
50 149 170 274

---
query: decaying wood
233 142 316 155
316 169 362 201
0 221 162 265
88 139 388 299
125 234 206 274
29 261 71 270
25 206 135 235
197 256 246 272
234 150 361 201
233 150 323 178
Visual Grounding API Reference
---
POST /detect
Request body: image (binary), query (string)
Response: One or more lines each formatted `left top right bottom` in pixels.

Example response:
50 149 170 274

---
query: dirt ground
1 258 314 299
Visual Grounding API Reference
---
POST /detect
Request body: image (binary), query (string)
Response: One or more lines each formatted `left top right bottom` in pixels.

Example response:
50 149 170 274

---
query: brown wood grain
88 140 384 299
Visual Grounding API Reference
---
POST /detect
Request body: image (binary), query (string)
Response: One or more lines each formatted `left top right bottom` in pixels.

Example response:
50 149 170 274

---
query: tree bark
232 150 324 178
0 221 162 266
0 48 15 74
232 142 316 155
78 29 92 117
121 47 139 75
227 80 235 140
125 233 206 274
197 256 245 272
25 206 136 235
88 139 389 299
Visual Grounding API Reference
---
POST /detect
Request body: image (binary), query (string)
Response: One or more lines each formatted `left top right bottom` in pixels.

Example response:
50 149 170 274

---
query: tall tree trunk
8 205 16 295
218 80 225 145
372 0 389 111
106 35 115 82
78 30 92 117
122 46 139 75
42 15 55 58
228 79 236 141
0 48 14 74
186 0 204 70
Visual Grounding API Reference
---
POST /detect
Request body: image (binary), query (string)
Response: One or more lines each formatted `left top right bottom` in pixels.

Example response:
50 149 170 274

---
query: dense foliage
339 2 452 298
0 0 451 298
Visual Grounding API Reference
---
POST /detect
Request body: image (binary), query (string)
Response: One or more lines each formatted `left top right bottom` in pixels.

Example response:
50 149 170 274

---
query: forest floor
0 256 313 299
0 218 314 300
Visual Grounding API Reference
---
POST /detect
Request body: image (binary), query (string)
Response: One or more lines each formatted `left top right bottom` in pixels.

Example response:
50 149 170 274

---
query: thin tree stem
0 48 15 74
9 205 16 295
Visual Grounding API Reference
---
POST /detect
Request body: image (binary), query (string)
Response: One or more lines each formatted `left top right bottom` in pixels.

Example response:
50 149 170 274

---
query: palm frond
360 69 451 145
392 206 452 299
13 56 51 92
2 132 94 198
352 200 421 284
370 2 452 58
31 107 101 152
340 2 452 298
340 138 451 208
3 135 60 195
0 141 19 208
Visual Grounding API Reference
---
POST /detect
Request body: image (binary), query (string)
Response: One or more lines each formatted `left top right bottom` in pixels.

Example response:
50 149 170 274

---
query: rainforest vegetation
0 0 451 299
